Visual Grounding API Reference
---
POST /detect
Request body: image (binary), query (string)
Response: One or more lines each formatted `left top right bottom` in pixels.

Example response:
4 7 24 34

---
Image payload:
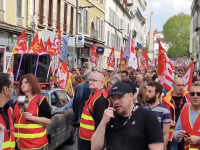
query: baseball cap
107 81 132 98
107 67 115 71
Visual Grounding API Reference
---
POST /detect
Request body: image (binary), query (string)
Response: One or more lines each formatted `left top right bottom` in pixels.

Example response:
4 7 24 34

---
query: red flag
107 47 115 68
57 62 70 92
12 29 27 54
140 48 149 70
51 26 61 57
39 39 47 55
90 44 99 66
183 61 194 91
119 47 126 70
157 39 174 90
28 32 40 54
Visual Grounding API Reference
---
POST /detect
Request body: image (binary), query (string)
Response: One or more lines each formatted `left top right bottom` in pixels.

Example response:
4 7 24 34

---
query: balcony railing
38 14 45 24
63 23 67 33
90 30 98 40
0 10 5 22
16 16 24 27
48 18 53 27
69 27 74 35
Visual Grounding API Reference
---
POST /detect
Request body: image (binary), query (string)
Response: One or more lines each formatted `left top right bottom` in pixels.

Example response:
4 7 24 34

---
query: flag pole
34 55 39 76
46 63 51 83
15 54 23 81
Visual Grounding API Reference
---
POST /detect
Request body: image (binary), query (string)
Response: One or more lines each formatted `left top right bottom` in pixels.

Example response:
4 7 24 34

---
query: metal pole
76 0 79 68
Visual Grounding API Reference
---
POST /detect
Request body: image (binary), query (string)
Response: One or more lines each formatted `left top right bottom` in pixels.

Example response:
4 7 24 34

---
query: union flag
119 47 126 70
90 44 99 66
107 47 115 68
157 39 174 90
51 26 61 57
12 29 27 55
27 32 40 54
57 62 71 92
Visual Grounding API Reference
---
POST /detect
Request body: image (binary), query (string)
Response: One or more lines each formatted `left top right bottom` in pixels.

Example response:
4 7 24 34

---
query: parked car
12 88 77 150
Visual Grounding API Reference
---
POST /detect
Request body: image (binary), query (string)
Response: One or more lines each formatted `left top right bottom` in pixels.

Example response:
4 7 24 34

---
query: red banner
90 44 99 66
12 29 27 54
107 47 115 68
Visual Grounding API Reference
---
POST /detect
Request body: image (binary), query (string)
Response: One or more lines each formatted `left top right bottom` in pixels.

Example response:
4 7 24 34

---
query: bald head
90 72 104 81
89 72 105 92
173 77 184 85
173 77 184 96
113 73 121 79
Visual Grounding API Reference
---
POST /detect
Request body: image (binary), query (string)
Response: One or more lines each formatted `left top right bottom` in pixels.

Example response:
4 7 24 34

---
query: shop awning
84 43 94 48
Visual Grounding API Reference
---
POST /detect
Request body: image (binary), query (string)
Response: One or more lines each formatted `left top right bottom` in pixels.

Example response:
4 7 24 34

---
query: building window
97 17 100 39
63 3 68 32
78 9 82 33
70 7 74 35
0 0 4 10
17 0 22 17
100 19 103 40
100 0 103 5
83 9 88 34
48 0 53 27
38 0 44 24
57 0 61 28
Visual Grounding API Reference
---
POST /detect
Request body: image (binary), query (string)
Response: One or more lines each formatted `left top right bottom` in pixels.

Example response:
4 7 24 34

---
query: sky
145 0 193 31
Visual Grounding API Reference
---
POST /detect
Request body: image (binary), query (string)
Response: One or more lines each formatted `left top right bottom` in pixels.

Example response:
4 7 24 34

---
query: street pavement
56 140 78 150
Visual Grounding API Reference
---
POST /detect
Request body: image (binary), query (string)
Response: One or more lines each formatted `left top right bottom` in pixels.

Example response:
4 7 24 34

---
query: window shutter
83 9 86 34
101 19 103 40
86 9 88 34
0 0 3 10
107 31 109 47
109 8 111 22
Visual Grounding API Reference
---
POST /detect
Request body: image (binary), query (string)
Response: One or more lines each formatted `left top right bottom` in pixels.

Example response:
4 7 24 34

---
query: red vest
79 89 109 140
180 105 200 150
13 95 48 149
161 90 190 141
0 107 15 150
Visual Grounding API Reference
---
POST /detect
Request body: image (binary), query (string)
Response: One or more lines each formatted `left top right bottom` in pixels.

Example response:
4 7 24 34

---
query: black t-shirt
172 96 184 122
105 107 163 150
124 80 137 94
93 95 109 130
0 103 10 133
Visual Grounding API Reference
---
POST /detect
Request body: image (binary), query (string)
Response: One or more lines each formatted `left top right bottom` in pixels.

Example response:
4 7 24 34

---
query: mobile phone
185 132 190 137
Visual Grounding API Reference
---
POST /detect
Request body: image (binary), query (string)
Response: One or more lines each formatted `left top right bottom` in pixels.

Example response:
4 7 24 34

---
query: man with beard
91 82 164 150
161 77 190 150
143 81 171 149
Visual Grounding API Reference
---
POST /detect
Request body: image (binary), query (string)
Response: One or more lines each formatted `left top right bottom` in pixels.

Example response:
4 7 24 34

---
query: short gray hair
109 76 121 85
84 72 91 82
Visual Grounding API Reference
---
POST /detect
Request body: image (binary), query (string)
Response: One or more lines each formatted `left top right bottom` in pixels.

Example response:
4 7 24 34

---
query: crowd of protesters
1 64 200 150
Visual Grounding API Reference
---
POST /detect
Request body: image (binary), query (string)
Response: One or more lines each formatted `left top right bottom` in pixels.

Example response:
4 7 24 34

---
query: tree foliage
163 13 190 58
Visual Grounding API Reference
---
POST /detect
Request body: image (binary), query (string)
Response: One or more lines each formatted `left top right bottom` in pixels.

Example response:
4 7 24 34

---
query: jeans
78 138 91 150
167 138 184 150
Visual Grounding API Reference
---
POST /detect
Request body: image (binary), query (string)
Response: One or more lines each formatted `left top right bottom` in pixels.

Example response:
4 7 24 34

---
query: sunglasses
190 92 200 96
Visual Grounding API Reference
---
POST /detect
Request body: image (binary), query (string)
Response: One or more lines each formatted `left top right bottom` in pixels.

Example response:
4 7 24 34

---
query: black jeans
78 138 91 150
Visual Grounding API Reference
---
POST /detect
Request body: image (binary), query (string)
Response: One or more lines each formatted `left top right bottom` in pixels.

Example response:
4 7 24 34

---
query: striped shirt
143 103 171 128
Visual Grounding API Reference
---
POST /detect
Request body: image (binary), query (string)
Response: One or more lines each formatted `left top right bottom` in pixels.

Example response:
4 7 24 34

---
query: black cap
107 81 132 98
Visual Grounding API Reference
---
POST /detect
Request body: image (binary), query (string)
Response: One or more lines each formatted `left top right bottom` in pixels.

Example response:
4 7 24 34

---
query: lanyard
171 97 183 109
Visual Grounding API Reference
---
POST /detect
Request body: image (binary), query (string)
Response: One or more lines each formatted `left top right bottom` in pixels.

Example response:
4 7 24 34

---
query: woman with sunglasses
13 74 51 150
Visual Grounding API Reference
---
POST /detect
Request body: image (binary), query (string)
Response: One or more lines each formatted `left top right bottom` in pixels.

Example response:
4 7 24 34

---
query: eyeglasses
89 79 102 83
190 92 200 97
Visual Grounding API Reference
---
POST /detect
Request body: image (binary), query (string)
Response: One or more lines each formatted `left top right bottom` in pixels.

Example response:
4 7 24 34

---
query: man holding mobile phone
174 83 200 149
91 82 164 150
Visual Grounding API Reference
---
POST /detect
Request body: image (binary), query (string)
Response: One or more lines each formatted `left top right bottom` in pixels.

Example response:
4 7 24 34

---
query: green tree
163 13 190 58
